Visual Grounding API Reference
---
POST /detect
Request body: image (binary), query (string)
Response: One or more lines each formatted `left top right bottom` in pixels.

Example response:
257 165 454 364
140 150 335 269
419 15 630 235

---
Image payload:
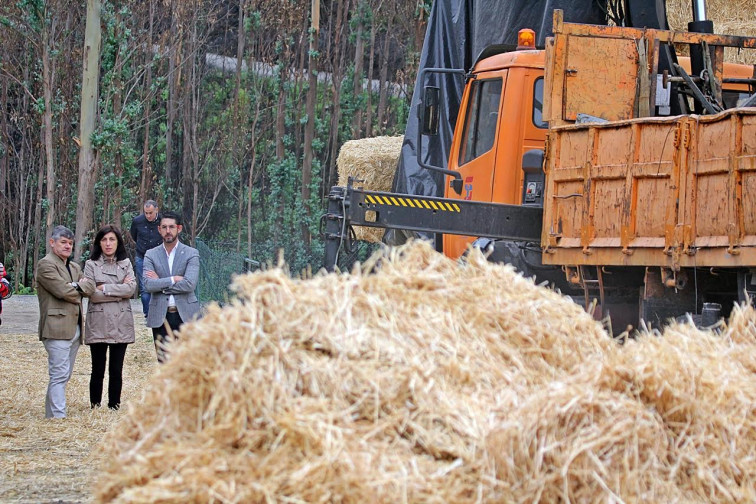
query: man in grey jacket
36 225 95 418
143 211 200 362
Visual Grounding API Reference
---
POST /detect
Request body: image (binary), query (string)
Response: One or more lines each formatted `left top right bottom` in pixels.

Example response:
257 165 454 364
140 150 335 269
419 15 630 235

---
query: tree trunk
41 19 56 250
0 78 8 202
107 24 124 229
247 144 257 258
0 77 8 261
102 184 111 226
293 27 307 164
247 101 261 258
181 71 192 235
140 0 156 203
414 2 426 52
351 2 365 139
234 0 246 252
274 43 289 242
302 0 320 246
324 0 350 198
365 16 377 138
376 15 392 134
165 0 179 194
188 15 200 246
73 0 102 261
17 169 31 290
32 118 43 287
275 62 286 161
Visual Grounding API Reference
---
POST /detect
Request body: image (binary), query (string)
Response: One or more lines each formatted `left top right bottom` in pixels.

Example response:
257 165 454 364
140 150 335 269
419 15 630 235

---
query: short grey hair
144 200 158 209
51 225 74 241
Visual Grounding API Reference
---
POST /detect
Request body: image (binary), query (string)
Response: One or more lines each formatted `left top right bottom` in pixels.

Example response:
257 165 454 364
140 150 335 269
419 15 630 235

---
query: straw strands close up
93 241 756 503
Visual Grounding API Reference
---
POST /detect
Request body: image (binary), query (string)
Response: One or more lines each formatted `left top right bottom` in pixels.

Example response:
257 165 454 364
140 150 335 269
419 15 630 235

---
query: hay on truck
336 135 403 244
93 241 756 503
666 0 756 65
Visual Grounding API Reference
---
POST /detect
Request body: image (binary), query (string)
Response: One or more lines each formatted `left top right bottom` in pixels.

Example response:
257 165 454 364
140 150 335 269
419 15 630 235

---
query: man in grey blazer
143 211 200 362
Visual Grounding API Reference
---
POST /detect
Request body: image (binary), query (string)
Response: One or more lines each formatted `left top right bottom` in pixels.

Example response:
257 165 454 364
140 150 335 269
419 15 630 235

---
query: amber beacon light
517 28 536 49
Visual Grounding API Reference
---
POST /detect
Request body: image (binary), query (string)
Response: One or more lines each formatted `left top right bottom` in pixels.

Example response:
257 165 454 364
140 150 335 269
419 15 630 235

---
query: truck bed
541 108 756 268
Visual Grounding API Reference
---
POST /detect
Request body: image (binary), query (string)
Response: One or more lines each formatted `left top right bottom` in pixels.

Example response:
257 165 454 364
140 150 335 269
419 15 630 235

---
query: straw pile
93 241 756 503
597 315 756 502
666 0 756 64
336 135 404 243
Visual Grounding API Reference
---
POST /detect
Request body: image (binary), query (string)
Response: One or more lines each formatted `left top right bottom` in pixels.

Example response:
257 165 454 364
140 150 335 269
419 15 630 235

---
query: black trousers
152 311 183 363
89 342 128 409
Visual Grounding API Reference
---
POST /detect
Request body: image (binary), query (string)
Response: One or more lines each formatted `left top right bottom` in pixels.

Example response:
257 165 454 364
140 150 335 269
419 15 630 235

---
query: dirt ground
0 295 158 504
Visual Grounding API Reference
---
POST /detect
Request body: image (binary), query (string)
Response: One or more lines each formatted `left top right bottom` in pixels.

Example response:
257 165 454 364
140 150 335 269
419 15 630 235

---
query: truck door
443 71 507 258
449 72 506 204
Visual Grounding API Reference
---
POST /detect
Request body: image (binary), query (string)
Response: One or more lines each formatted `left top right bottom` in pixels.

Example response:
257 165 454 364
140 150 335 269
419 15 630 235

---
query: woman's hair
90 225 128 262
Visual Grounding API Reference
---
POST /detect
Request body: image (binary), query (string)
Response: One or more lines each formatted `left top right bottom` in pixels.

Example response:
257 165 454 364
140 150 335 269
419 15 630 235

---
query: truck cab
443 48 547 259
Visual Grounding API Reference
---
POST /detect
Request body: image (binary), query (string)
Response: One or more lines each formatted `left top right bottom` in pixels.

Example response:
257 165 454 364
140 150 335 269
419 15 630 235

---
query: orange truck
323 10 756 331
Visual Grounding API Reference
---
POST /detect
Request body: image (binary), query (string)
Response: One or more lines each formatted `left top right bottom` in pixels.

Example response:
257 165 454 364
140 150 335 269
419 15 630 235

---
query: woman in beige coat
81 225 136 410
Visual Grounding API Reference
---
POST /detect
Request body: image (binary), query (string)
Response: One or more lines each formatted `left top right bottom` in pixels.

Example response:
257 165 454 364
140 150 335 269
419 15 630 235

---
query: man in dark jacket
129 200 161 317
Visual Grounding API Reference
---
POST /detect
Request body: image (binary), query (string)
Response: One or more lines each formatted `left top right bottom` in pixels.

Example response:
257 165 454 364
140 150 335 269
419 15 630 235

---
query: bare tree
140 0 156 203
351 0 366 139
165 0 182 195
376 13 393 133
365 8 378 138
73 0 102 260
324 0 351 197
41 6 58 250
301 0 320 246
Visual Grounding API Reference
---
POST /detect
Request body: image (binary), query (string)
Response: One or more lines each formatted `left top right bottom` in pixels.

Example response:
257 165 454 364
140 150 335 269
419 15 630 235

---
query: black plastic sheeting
384 0 608 245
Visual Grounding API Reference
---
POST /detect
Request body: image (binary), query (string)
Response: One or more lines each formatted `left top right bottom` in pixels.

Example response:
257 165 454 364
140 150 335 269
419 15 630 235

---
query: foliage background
0 0 429 298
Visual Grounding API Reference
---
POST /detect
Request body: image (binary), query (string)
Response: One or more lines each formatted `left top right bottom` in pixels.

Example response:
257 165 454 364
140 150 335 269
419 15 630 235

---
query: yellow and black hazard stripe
364 194 461 212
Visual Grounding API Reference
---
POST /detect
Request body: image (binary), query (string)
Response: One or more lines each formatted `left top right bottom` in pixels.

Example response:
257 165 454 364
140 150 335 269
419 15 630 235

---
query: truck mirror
421 86 440 136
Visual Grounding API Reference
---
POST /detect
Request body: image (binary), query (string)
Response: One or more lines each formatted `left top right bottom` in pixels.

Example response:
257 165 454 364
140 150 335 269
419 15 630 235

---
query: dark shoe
91 403 101 409
108 403 120 411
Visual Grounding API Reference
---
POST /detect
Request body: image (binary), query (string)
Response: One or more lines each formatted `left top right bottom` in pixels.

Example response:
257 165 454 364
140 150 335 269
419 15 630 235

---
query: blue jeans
134 255 151 316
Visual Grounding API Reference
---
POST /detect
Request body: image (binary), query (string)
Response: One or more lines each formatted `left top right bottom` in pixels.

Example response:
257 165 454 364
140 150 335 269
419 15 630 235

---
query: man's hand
123 275 133 284
172 275 184 283
145 270 158 279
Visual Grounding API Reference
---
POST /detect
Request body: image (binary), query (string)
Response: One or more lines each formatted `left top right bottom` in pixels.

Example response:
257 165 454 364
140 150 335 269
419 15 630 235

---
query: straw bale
94 241 609 503
336 136 404 243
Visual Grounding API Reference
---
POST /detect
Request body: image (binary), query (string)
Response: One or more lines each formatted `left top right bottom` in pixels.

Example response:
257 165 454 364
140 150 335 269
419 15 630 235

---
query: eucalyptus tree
73 0 102 261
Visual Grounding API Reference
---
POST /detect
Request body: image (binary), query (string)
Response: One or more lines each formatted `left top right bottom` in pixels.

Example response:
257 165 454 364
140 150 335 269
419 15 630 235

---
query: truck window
533 77 547 129
459 78 503 165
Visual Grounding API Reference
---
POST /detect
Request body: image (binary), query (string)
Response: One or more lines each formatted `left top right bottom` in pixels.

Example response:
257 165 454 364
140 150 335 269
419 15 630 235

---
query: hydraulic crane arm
322 179 543 271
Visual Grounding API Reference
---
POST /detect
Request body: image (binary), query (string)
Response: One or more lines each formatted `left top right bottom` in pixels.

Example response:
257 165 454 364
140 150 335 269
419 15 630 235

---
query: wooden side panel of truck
542 109 756 268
